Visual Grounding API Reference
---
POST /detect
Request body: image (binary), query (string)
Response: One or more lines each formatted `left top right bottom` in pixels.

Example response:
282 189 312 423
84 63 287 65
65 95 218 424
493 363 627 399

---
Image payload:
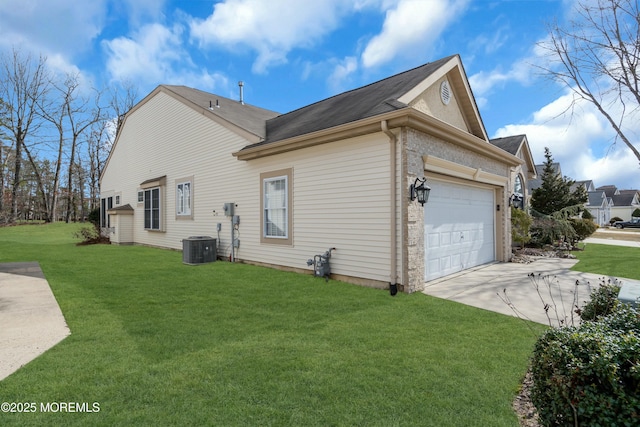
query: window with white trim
264 176 287 238
176 181 191 216
260 169 292 245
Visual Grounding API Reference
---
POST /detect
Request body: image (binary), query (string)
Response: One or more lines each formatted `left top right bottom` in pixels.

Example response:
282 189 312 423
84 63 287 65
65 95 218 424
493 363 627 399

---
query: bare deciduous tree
109 81 138 137
0 48 49 223
540 0 640 164
85 119 111 212
63 79 102 223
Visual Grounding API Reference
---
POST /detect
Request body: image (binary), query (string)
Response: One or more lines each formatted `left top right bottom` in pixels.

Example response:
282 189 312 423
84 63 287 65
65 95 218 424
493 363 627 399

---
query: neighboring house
100 54 525 293
489 134 537 210
575 180 595 193
527 162 562 195
574 180 611 226
586 190 612 226
596 186 640 221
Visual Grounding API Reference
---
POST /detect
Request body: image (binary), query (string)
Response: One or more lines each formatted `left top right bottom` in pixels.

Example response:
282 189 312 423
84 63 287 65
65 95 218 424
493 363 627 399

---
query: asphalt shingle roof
489 135 524 156
161 85 280 140
239 55 459 148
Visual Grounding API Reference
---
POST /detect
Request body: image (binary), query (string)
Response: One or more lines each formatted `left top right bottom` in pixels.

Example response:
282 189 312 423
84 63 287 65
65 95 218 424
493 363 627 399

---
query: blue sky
1 0 639 190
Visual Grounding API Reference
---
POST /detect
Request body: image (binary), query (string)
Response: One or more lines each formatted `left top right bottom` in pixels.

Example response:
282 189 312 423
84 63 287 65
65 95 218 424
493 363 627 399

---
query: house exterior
489 134 537 210
586 190 612 226
100 54 525 293
596 185 640 222
574 180 608 226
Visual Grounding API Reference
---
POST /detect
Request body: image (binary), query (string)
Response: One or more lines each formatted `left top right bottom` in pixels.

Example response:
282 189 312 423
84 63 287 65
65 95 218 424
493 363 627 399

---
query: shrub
75 207 111 245
531 283 640 426
569 217 598 242
581 209 593 220
610 216 623 225
88 207 100 225
529 217 576 247
531 312 640 426
579 282 621 321
633 208 640 218
511 206 532 249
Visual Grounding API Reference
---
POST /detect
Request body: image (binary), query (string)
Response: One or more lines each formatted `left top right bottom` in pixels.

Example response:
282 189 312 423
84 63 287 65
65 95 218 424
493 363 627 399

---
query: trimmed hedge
531 294 640 426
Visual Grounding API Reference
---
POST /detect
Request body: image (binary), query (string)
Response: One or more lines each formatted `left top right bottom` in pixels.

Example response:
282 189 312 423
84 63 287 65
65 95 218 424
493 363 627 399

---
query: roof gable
398 55 487 141
489 134 537 178
596 185 619 198
612 191 640 207
587 191 607 207
256 54 487 147
574 180 595 192
160 85 280 140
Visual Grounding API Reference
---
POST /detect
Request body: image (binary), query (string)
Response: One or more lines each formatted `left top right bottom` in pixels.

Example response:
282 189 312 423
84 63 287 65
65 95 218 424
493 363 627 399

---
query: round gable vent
440 80 451 105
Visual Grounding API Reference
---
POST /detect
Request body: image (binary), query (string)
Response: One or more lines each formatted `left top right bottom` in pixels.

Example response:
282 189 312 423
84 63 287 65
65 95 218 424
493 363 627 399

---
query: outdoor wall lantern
410 177 431 206
509 193 524 210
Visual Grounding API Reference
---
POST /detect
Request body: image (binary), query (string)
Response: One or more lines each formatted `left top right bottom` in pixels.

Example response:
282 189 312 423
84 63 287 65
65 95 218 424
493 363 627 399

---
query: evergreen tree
531 147 587 215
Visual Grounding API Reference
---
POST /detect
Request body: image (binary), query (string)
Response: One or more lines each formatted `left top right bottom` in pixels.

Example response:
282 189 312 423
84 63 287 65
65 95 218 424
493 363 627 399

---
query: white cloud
327 57 359 92
118 0 167 26
361 0 469 68
102 23 228 92
189 0 350 73
103 23 185 83
494 92 640 189
469 56 534 102
0 0 107 55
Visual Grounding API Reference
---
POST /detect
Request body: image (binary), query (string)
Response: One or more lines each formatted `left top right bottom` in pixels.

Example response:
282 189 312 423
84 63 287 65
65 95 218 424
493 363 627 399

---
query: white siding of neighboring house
611 205 637 222
101 90 398 285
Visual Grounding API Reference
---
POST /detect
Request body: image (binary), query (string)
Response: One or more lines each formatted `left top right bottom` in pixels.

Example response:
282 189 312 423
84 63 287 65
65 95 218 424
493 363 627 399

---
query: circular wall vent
440 80 451 105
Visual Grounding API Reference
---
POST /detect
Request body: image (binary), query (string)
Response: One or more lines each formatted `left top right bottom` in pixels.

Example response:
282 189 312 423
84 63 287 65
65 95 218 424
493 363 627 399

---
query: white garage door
424 180 495 281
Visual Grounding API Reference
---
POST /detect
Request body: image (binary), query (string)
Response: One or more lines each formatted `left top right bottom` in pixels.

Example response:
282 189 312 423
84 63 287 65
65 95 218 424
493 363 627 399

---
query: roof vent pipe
238 81 244 105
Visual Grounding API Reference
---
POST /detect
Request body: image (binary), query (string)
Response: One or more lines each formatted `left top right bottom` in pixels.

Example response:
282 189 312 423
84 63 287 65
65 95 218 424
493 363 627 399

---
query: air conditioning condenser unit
182 236 216 265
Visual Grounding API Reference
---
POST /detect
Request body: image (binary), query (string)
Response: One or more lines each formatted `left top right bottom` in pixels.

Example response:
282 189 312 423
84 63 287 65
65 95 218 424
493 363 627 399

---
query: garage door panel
425 180 495 281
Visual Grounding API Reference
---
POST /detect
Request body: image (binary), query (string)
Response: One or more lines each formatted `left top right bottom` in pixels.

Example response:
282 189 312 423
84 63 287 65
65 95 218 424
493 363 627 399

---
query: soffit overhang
233 108 522 167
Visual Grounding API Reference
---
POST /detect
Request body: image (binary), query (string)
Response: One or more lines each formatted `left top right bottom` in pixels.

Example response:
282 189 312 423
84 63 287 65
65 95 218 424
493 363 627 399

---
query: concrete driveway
0 262 70 381
423 236 640 325
422 258 615 325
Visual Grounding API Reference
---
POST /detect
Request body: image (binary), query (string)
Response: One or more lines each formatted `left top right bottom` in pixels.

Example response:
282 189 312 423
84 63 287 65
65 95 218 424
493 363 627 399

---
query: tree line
0 48 137 224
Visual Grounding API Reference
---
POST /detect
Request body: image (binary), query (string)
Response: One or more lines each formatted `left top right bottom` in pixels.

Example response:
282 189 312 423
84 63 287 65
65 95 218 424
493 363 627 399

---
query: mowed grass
0 223 543 426
572 243 640 279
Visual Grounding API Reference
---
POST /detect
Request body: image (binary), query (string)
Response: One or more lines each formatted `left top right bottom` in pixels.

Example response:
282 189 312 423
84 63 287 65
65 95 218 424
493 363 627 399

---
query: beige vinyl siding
102 91 253 250
101 91 399 284
240 133 395 282
410 76 469 133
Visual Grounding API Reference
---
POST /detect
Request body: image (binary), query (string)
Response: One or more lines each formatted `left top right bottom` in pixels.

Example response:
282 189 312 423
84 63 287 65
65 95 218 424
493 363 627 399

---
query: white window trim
260 168 293 245
175 177 194 220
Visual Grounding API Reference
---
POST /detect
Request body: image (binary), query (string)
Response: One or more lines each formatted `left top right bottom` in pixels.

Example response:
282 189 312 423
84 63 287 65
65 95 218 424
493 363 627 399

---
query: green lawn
0 223 543 426
572 243 640 279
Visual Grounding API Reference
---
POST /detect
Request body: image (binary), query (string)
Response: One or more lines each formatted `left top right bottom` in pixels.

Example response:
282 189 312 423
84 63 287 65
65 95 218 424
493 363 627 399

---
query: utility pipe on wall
381 120 398 294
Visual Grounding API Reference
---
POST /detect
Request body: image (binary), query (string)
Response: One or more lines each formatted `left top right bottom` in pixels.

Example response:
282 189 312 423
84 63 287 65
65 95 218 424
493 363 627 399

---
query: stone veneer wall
402 127 511 293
